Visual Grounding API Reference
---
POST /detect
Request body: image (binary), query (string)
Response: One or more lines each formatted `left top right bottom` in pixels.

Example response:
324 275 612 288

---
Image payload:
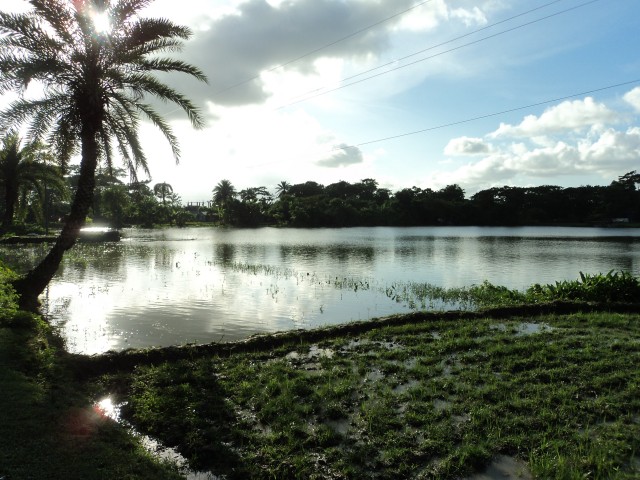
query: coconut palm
0 131 66 230
275 180 291 198
212 179 236 224
153 182 173 205
0 0 207 306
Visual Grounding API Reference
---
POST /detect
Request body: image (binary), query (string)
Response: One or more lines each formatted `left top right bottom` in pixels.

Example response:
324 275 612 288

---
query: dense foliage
207 172 639 227
2 167 639 231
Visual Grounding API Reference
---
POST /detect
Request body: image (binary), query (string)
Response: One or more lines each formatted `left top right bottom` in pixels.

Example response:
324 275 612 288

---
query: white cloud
444 136 491 155
397 0 448 31
623 86 640 112
178 0 419 108
450 7 488 27
490 97 621 138
316 145 364 168
432 126 640 191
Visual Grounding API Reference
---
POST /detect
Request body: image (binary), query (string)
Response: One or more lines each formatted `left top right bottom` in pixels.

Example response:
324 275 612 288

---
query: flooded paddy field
2 226 639 354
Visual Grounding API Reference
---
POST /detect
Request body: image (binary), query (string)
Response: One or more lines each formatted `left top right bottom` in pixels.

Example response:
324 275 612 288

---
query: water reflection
2 226 639 354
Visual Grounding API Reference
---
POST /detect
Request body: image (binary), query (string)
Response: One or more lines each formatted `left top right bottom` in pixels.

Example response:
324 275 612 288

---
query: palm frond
28 0 76 44
135 102 180 161
132 57 208 83
125 73 205 128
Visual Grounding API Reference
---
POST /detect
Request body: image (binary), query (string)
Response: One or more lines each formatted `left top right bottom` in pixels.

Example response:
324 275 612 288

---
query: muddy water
2 226 639 354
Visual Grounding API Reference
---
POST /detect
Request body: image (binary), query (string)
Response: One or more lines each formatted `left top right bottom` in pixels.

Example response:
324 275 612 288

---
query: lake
2 226 640 354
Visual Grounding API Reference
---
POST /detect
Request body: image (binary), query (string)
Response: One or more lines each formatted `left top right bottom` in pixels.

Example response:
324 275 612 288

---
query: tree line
2 130 638 232
208 173 640 228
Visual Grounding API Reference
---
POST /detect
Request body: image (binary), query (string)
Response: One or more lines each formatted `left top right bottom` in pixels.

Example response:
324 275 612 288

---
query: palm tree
153 182 173 205
212 179 236 224
0 131 66 231
0 0 207 307
275 181 291 198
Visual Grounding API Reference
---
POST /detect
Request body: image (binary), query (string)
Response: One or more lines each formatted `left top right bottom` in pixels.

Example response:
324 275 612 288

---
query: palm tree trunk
1 184 17 230
13 129 99 310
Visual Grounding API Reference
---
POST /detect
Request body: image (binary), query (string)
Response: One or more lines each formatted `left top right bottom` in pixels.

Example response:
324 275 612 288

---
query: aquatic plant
526 270 640 303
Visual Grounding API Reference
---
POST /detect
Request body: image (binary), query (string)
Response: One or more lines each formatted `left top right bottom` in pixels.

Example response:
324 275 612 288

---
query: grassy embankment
1 263 640 479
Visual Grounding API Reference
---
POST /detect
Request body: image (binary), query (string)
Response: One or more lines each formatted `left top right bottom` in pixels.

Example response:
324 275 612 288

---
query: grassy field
88 310 640 480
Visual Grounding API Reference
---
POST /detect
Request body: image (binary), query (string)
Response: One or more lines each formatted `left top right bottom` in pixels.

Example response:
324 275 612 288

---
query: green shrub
526 270 640 303
463 271 640 308
0 261 19 320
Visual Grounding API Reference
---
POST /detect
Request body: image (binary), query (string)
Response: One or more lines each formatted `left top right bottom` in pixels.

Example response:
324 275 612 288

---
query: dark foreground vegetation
1 264 639 479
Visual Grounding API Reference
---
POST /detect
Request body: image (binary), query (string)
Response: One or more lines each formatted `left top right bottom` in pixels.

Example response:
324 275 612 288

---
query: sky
2 0 640 202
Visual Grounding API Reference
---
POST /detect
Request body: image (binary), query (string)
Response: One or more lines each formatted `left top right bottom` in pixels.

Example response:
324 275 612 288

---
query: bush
0 261 19 320
526 270 640 303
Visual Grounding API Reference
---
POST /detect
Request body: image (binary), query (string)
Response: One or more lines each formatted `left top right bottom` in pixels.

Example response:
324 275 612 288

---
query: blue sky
3 0 640 201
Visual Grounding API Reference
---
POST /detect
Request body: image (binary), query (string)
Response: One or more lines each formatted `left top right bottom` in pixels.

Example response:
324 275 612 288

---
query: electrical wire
279 0 569 106
244 78 640 169
334 79 640 151
276 0 602 110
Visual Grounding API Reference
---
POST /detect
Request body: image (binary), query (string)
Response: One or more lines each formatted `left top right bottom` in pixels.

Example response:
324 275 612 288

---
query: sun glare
92 11 111 34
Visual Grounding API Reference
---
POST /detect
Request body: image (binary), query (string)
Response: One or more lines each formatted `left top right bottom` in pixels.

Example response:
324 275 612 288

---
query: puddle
95 397 219 480
433 399 450 411
515 322 553 336
341 338 403 352
462 455 532 480
308 345 335 358
325 418 350 435
491 322 553 336
286 345 334 361
365 368 385 383
393 379 420 394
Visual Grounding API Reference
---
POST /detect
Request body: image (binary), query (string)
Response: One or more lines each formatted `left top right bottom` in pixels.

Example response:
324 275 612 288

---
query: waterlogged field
2 226 640 353
93 312 640 480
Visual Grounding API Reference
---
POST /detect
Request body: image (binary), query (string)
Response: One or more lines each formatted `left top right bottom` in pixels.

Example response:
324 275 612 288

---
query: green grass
91 312 640 479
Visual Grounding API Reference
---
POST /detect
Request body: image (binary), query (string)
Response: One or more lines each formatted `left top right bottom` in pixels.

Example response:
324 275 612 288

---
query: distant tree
213 179 237 224
354 178 379 201
436 184 465 203
0 0 207 306
153 182 174 205
99 184 130 228
289 181 324 198
612 171 640 191
0 132 66 230
275 181 291 198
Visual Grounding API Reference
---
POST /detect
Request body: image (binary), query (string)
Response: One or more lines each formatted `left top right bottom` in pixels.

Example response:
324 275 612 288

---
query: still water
3 226 640 354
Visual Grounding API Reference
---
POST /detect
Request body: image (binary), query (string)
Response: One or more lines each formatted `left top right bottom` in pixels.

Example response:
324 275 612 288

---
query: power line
212 0 435 97
333 79 640 150
279 0 570 106
246 79 640 170
277 0 602 110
